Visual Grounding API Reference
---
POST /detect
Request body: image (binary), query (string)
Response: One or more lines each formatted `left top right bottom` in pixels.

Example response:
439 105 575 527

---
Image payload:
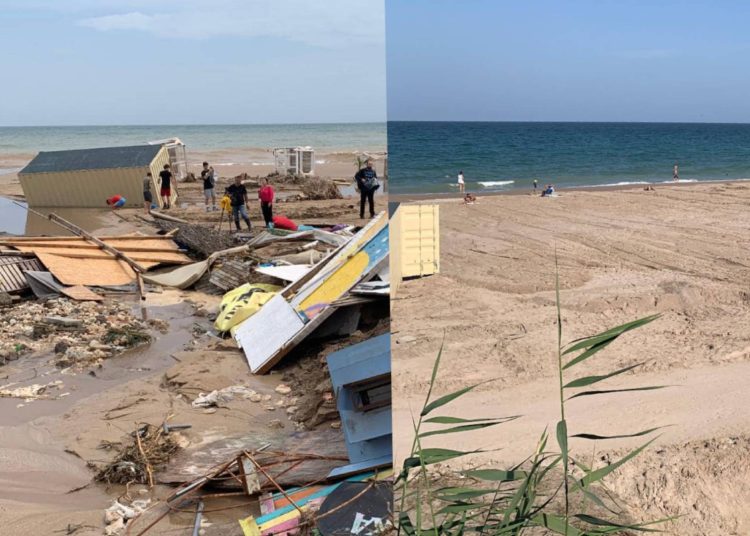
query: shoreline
389 177 750 202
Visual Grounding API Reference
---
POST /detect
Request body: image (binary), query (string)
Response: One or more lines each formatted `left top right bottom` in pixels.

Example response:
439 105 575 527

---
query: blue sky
0 1 386 126
387 0 750 122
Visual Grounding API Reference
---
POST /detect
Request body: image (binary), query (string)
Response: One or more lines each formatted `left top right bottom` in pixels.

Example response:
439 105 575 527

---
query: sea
0 123 386 175
387 121 750 194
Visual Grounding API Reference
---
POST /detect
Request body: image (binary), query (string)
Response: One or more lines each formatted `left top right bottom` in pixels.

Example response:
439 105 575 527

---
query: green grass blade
574 513 667 532
563 362 643 389
563 315 660 370
580 437 657 487
563 314 660 355
556 419 569 472
532 513 584 535
421 381 493 417
424 416 519 424
572 426 667 441
567 385 669 400
463 469 528 482
420 418 519 438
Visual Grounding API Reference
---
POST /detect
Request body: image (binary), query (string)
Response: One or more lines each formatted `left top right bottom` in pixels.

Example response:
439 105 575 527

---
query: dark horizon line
386 119 750 126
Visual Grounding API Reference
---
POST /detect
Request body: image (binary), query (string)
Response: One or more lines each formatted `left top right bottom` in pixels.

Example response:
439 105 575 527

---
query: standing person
355 158 379 219
673 162 679 181
158 164 174 209
226 176 252 232
533 179 538 192
143 172 154 214
258 177 275 228
457 170 465 193
201 161 217 212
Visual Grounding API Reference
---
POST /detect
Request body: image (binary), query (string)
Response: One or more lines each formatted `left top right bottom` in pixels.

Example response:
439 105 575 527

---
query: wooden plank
60 285 103 301
10 246 190 264
36 252 136 286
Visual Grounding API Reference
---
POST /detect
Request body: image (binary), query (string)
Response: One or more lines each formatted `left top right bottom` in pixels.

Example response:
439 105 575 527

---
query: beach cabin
18 144 176 208
326 333 392 478
389 202 440 297
147 137 188 180
273 146 315 176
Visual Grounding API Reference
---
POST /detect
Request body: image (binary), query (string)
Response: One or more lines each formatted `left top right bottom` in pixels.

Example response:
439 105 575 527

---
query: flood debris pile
0 297 149 367
95 424 181 485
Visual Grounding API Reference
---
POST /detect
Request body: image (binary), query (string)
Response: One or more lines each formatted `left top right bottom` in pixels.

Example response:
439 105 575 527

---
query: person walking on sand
143 172 154 214
673 162 679 181
457 170 465 193
226 175 252 232
106 194 126 209
355 158 379 219
201 161 217 212
158 163 174 209
533 179 538 192
258 177 275 228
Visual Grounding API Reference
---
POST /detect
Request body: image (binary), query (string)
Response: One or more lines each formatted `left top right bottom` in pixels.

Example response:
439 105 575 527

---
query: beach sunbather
541 184 555 197
464 193 477 204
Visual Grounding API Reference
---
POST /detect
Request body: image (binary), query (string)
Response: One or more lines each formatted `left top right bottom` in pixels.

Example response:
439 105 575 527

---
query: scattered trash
103 498 150 535
191 385 258 408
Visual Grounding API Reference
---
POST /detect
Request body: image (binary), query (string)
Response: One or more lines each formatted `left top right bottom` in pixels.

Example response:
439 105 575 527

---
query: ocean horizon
387 121 750 193
0 123 387 175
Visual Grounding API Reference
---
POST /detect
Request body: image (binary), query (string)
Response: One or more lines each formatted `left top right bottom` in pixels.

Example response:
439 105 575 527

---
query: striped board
0 255 45 293
238 469 393 536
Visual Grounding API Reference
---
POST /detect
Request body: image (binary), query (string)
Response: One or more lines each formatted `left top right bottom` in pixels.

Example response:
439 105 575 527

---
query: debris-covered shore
0 170 392 535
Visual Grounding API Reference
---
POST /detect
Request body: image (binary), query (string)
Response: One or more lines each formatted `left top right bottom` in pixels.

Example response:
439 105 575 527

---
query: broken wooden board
36 252 137 286
0 255 44 293
60 285 103 301
157 428 347 489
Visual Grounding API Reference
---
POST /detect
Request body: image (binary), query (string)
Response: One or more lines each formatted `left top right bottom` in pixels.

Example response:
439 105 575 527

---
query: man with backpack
201 161 217 212
355 158 379 219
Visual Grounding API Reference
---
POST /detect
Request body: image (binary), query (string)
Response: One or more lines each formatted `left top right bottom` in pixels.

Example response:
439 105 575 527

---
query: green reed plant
396 266 676 535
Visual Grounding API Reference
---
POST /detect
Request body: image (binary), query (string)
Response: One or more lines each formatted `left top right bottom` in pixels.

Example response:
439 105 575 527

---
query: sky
0 1 386 126
387 0 750 123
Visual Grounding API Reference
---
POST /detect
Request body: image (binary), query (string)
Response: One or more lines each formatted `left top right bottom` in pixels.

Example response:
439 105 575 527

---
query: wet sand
392 181 750 535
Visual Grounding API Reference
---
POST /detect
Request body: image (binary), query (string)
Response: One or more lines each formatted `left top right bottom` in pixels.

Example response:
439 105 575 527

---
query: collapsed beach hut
326 333 392 478
233 213 389 374
18 144 176 208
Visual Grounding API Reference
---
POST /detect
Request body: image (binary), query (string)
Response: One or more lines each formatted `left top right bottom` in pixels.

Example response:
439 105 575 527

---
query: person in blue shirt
354 158 379 219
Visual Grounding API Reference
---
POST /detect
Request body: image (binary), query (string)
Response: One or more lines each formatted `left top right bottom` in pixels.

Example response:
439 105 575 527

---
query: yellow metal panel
400 204 439 278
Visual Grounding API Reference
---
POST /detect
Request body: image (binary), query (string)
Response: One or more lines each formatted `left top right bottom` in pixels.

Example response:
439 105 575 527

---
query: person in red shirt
258 177 275 228
105 194 126 208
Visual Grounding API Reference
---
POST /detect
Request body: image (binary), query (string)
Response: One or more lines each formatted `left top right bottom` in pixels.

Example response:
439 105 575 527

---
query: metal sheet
254 264 311 283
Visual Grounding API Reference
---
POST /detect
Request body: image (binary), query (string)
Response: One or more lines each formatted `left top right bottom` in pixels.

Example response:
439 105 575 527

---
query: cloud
74 0 384 48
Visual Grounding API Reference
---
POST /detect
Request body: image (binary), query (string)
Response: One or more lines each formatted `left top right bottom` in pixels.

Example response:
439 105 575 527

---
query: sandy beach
392 181 750 535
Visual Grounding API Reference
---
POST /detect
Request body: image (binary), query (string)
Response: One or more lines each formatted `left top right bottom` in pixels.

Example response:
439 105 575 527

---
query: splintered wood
0 235 192 286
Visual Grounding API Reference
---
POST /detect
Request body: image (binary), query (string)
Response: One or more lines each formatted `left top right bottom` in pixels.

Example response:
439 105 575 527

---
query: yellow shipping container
389 203 440 297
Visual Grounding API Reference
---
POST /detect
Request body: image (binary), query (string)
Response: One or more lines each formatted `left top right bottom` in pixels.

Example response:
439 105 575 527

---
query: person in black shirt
158 164 174 209
201 161 217 212
225 176 252 231
354 158 379 219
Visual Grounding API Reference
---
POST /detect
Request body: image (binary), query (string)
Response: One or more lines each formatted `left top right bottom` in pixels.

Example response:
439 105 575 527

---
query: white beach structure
273 146 315 176
147 137 188 180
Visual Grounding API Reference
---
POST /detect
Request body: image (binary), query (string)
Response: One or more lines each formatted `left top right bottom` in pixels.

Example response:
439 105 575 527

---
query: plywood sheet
60 285 103 301
36 252 136 286
233 294 304 372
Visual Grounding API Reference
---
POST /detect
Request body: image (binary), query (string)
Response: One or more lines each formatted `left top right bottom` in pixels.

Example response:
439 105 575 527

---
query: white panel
233 294 304 372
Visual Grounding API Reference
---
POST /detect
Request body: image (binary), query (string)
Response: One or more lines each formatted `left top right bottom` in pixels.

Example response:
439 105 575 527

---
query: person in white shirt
673 162 679 181
457 170 465 193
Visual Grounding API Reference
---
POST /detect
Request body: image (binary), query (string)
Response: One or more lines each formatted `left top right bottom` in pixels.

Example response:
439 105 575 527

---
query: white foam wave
478 180 515 188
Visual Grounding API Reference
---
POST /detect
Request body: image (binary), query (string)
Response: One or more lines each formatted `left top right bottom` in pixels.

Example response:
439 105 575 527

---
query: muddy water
0 195 127 236
0 301 201 515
